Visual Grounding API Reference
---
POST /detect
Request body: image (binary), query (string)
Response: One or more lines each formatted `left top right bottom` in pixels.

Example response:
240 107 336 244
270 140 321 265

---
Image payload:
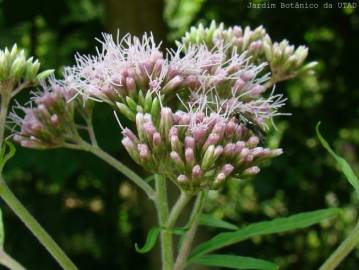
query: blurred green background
1 0 359 269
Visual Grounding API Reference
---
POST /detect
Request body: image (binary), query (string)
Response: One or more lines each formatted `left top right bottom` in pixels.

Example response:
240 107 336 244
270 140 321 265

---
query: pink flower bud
192 165 203 179
224 143 236 156
235 141 245 153
143 121 157 138
160 107 173 139
192 126 207 144
122 128 139 143
233 26 243 37
250 84 265 96
177 174 188 184
183 75 199 89
270 148 283 157
225 120 237 137
162 75 183 93
170 151 185 170
138 144 151 160
185 148 195 164
227 63 241 74
179 113 191 126
243 166 260 176
185 136 195 149
169 127 178 137
213 121 225 137
251 147 264 157
152 132 162 146
50 114 59 127
214 145 224 159
221 164 234 176
170 135 181 152
247 136 259 147
153 59 164 75
127 76 138 97
203 133 220 151
240 71 254 81
214 173 226 184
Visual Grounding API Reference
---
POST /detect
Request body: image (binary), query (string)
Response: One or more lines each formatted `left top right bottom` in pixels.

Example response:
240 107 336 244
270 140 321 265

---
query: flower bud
160 107 173 140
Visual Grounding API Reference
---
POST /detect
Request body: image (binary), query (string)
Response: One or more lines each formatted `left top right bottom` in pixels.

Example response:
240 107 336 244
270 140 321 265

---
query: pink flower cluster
12 79 78 149
122 107 282 191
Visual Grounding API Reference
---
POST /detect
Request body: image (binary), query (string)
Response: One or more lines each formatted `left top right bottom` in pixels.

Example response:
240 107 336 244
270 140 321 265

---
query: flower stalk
167 191 193 228
0 91 11 147
155 174 174 270
65 141 156 200
0 177 78 270
174 191 206 270
0 248 26 270
319 219 359 270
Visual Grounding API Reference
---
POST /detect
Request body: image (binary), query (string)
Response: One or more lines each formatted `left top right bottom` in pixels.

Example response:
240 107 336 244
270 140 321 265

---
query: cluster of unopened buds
179 21 267 59
12 21 316 192
263 37 318 81
122 107 282 191
179 21 318 85
12 79 79 149
0 45 53 96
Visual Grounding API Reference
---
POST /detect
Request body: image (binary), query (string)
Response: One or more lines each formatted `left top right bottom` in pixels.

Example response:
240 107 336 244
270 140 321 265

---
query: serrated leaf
135 227 161 253
190 208 339 260
189 254 278 270
199 214 238 230
0 208 4 247
0 141 16 173
316 122 359 197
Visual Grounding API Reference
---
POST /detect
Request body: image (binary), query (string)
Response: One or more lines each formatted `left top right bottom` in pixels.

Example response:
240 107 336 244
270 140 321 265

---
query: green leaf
190 208 339 260
0 141 16 173
316 122 359 197
0 208 4 247
134 225 187 254
199 214 238 230
135 227 161 253
189 254 278 270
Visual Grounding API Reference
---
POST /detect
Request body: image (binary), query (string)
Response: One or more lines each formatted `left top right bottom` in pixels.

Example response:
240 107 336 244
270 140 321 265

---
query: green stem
174 191 206 270
85 117 98 147
319 219 359 270
0 93 11 148
65 141 156 200
0 178 78 270
0 248 26 270
167 191 193 229
155 174 173 270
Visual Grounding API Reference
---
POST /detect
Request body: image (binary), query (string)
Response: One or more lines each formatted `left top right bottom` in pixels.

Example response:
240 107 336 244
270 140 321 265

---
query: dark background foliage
0 0 359 269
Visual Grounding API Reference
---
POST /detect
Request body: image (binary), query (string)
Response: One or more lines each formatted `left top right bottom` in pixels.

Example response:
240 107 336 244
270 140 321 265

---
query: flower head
178 21 317 84
11 77 79 149
178 21 267 62
122 107 282 192
0 44 53 96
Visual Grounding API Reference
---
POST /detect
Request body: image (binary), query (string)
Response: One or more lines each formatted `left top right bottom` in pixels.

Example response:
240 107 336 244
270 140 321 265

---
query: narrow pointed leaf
0 141 16 173
316 122 359 197
190 208 339 259
199 214 238 230
189 254 278 270
135 227 161 253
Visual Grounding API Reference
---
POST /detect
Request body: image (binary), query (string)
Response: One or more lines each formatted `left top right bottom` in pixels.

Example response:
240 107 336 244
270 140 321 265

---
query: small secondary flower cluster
12 78 79 149
122 107 282 191
178 21 317 84
0 45 53 96
178 21 267 60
